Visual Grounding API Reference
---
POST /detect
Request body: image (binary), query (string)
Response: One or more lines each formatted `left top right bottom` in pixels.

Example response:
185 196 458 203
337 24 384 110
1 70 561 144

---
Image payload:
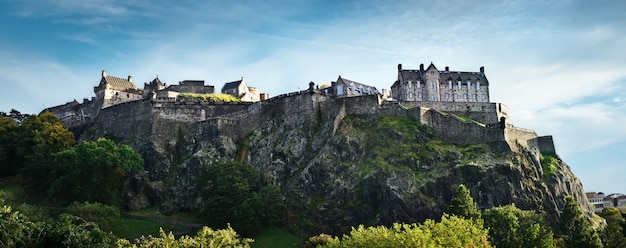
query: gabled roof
103 76 137 91
222 78 244 92
426 62 438 71
336 76 378 92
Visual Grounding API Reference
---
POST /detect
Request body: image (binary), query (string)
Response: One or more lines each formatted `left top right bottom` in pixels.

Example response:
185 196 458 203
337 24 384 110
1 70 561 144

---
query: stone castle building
391 63 489 103
44 63 556 160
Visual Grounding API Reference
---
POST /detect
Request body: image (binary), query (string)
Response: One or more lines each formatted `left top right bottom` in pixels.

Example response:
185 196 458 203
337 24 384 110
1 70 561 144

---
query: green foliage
0 116 20 177
317 214 492 248
540 153 559 178
178 93 242 102
559 196 604 248
0 204 49 247
47 214 119 247
199 161 285 235
252 226 303 248
47 138 144 205
599 207 626 248
483 204 555 248
14 112 76 194
66 201 122 232
448 184 481 221
119 225 253 247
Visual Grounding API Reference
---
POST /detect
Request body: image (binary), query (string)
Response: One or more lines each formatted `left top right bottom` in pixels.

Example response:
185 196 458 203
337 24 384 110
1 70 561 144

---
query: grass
116 217 191 239
127 206 203 223
178 93 242 102
540 152 559 178
251 226 303 248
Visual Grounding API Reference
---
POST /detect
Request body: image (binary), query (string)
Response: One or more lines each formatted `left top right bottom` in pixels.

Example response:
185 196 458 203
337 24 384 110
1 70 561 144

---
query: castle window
448 80 452 89
472 94 477 99
408 81 412 88
409 92 414 98
463 93 468 99
337 86 343 95
417 81 421 88
418 92 422 98
430 71 434 75
476 82 481 90
482 94 486 100
444 93 449 99
454 93 458 99
126 93 130 98
457 81 461 89
467 81 471 89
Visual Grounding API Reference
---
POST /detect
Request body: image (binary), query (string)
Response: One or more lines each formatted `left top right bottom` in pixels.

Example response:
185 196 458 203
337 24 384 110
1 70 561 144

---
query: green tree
65 201 122 232
199 161 285 235
448 184 481 220
117 225 253 247
18 112 76 194
47 138 143 205
599 207 626 248
318 214 492 248
0 116 20 177
483 204 555 248
559 196 604 248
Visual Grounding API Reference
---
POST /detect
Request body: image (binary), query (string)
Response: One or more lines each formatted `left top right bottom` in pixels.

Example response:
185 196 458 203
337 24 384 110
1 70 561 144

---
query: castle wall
504 126 539 152
528 135 556 154
399 101 507 124
424 109 505 145
95 100 153 139
103 89 143 108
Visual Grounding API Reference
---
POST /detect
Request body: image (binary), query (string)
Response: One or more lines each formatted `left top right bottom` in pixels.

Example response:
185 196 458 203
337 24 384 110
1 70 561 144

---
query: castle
44 63 556 158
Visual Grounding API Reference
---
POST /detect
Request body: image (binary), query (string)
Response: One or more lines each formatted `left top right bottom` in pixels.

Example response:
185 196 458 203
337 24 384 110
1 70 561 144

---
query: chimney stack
128 75 133 82
397 63 402 71
102 70 107 77
419 63 424 72
480 66 485 74
445 66 449 72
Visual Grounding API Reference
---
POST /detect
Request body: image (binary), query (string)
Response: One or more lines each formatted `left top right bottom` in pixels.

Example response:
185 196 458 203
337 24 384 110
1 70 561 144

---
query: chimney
397 63 402 71
445 66 449 72
419 64 424 72
128 75 133 82
102 70 107 77
480 66 485 74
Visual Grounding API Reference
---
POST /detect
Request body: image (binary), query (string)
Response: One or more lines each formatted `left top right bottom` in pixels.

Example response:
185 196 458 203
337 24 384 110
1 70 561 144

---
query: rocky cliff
78 96 592 235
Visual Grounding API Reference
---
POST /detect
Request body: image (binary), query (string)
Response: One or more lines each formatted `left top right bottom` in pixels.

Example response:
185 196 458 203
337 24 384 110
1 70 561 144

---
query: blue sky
1 0 625 195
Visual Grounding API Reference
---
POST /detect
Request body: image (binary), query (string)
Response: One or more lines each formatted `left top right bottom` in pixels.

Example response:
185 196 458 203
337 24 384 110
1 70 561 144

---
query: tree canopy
559 196 603 248
448 184 481 220
483 204 555 248
47 138 143 205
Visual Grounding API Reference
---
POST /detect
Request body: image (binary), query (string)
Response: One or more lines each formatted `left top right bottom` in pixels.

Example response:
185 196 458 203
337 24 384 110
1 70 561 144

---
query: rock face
77 94 592 235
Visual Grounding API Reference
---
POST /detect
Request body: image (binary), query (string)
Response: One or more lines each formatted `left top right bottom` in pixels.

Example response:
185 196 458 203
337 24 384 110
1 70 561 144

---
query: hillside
75 93 591 236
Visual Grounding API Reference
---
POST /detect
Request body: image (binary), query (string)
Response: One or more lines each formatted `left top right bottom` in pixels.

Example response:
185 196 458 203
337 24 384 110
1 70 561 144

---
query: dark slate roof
103 76 138 91
398 69 488 86
337 76 378 92
221 80 242 91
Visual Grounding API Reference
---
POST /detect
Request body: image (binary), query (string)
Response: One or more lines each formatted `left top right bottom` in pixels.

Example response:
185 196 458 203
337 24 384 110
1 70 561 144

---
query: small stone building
391 63 490 102
221 77 261 102
94 70 143 108
327 76 378 97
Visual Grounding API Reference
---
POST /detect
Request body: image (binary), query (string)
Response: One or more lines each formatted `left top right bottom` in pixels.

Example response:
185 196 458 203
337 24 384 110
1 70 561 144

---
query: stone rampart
528 135 556 154
399 101 508 124
95 100 152 139
504 126 539 152
424 109 505 145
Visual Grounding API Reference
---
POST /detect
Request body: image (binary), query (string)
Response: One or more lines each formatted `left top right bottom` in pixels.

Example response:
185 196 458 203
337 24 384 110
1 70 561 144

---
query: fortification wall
424 109 505 145
504 126 539 152
399 101 507 124
528 135 556 154
152 101 251 123
95 100 153 139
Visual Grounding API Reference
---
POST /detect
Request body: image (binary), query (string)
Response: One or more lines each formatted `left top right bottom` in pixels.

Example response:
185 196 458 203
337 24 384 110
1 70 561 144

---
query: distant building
94 70 143 108
586 192 626 212
221 77 261 102
390 63 490 102
326 76 379 97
